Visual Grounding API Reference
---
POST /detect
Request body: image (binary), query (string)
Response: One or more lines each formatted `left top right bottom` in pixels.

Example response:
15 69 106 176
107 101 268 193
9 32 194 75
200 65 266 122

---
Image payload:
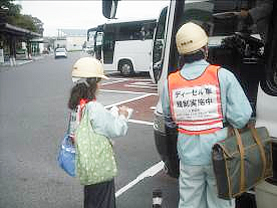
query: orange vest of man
168 65 223 135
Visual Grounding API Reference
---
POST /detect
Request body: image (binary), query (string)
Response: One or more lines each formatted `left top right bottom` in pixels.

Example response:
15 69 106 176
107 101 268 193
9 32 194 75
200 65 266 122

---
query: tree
0 0 21 23
31 16 44 35
14 14 44 35
0 0 44 35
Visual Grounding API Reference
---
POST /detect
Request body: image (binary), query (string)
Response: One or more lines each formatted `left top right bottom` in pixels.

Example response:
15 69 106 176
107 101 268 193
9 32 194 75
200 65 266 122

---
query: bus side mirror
102 0 118 19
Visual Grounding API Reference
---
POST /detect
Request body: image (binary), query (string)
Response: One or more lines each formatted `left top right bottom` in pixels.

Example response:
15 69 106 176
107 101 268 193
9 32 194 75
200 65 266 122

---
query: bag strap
250 127 267 178
234 128 245 192
66 112 71 135
79 99 88 120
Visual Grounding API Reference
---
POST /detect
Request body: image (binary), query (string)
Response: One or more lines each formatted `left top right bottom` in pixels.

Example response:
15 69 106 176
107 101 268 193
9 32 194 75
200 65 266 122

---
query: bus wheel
119 60 134 76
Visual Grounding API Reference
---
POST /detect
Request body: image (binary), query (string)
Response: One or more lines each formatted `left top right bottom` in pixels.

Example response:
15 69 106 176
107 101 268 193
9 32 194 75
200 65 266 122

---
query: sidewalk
0 54 47 67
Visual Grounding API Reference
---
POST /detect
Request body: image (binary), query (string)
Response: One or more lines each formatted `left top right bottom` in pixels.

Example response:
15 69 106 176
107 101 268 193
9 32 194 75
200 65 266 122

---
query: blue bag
57 134 76 177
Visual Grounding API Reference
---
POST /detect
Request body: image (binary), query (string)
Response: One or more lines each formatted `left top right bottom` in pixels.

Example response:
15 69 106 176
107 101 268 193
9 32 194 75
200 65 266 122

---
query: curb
0 56 46 67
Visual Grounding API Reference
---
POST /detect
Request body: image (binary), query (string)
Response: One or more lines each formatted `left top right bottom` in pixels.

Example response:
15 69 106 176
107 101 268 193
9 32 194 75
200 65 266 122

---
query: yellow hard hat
176 22 208 55
72 57 109 80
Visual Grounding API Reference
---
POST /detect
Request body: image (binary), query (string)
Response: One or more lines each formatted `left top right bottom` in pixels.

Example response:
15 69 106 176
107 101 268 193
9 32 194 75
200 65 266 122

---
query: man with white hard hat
161 22 252 208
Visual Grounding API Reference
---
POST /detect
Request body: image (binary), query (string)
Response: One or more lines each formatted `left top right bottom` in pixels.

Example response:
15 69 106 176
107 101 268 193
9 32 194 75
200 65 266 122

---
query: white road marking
125 84 157 89
129 81 157 86
102 89 157 125
107 77 153 82
101 79 128 86
128 119 153 126
101 89 149 95
102 74 153 83
115 161 164 198
104 93 156 109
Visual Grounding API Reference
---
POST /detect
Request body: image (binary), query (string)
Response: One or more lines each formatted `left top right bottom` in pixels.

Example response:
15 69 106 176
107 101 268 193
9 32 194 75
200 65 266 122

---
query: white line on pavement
106 77 153 82
128 119 153 126
128 81 157 86
101 79 128 86
124 84 157 89
115 161 164 198
104 93 156 109
101 89 148 95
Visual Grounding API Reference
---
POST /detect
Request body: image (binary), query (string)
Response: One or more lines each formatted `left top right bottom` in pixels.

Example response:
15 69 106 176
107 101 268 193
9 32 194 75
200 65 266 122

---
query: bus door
139 21 156 73
102 25 115 65
151 6 168 83
95 31 103 61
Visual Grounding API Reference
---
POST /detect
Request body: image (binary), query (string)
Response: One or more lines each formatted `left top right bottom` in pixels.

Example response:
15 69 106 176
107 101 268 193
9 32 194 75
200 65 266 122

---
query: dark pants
84 179 116 208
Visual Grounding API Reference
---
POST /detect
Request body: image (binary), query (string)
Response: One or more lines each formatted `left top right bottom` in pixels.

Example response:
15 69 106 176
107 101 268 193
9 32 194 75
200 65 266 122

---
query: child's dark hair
68 77 101 110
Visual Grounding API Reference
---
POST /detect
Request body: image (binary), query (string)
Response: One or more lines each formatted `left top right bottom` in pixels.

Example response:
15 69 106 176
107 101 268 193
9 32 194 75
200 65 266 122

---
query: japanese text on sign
172 85 221 121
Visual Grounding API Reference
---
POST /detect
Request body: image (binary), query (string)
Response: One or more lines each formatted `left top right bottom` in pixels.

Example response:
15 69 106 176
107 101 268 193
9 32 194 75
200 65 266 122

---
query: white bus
93 18 156 76
103 0 277 206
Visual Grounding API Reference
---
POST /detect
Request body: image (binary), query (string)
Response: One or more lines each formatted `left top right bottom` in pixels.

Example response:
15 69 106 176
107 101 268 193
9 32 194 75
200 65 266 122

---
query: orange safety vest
168 65 223 135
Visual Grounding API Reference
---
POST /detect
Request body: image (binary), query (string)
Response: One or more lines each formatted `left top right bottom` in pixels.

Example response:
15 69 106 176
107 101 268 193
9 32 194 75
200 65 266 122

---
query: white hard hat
176 22 208 55
71 57 109 80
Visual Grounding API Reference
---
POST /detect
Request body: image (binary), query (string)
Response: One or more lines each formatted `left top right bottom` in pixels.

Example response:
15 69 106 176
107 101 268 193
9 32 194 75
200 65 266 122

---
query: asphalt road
0 52 178 208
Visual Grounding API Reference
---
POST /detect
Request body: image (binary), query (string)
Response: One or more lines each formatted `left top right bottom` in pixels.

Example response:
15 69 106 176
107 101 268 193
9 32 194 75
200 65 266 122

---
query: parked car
54 47 67 58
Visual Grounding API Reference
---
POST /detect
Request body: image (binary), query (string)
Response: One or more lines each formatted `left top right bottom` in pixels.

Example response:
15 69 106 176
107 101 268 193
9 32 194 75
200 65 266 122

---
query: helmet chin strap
72 77 90 87
200 45 208 60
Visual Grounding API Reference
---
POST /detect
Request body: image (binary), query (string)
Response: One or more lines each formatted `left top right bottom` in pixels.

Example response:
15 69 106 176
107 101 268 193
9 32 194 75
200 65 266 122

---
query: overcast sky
16 0 169 37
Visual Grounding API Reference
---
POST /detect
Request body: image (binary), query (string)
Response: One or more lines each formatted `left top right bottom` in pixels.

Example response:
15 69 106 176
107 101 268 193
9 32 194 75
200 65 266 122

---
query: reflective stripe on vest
168 65 223 135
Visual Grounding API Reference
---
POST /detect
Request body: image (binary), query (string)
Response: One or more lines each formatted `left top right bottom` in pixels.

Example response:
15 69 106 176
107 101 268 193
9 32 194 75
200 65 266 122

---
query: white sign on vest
172 84 221 121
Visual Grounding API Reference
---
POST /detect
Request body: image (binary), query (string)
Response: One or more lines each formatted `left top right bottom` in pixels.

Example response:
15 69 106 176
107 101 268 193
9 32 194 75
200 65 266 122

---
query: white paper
126 108 134 120
110 106 119 117
110 106 133 120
